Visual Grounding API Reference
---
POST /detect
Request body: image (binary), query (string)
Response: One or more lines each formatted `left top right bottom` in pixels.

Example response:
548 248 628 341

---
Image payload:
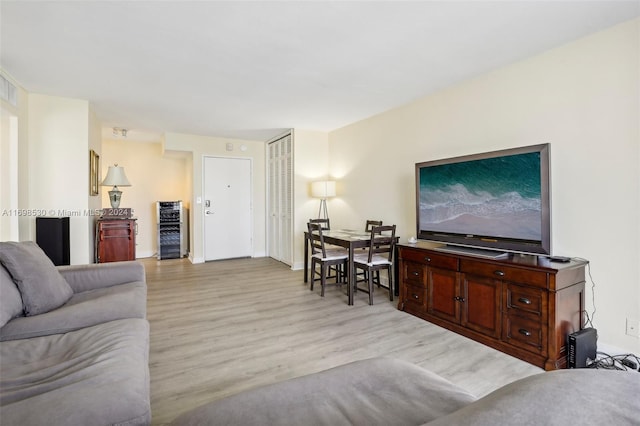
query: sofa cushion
169 357 477 426
0 265 23 327
427 369 640 426
0 241 73 316
0 281 147 341
0 318 151 426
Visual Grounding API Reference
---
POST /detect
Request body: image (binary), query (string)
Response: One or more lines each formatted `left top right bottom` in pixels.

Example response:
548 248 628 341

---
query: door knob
205 210 213 215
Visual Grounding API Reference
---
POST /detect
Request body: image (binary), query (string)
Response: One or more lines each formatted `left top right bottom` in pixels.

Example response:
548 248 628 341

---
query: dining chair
307 222 348 298
353 224 396 305
359 220 383 284
308 218 341 279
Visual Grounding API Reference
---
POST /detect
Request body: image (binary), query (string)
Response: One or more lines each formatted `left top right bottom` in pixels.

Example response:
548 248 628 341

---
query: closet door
267 134 293 265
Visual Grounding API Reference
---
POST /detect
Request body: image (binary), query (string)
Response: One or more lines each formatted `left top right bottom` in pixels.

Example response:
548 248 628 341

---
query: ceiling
1 1 638 142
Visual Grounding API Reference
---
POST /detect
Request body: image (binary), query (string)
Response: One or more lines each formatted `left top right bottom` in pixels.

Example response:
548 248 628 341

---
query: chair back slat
309 218 330 231
365 220 382 232
367 225 396 263
307 222 327 257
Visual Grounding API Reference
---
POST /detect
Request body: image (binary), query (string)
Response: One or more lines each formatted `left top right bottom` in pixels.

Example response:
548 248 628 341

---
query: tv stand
433 245 508 260
397 242 588 370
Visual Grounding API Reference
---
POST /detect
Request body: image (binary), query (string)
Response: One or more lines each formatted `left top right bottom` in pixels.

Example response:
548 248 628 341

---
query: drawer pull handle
425 257 431 262
519 328 532 337
494 270 505 277
413 294 419 299
453 296 466 302
413 272 419 276
518 297 532 305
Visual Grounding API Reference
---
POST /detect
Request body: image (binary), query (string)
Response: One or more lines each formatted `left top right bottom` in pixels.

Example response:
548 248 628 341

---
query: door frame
201 155 254 261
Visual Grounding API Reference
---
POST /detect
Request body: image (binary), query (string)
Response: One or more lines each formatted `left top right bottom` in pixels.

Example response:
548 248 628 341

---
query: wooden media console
397 242 588 370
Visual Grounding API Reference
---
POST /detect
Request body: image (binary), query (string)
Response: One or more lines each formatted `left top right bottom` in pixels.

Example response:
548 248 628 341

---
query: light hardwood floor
144 257 542 425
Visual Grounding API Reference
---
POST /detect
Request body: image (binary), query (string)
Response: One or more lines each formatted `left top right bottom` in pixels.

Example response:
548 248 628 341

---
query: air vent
0 74 17 106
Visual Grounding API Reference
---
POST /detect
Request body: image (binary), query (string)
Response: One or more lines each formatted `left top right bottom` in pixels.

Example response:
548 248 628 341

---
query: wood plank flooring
144 257 542 425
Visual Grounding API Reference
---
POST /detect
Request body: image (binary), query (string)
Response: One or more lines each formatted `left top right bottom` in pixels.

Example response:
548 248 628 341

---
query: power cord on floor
588 351 640 372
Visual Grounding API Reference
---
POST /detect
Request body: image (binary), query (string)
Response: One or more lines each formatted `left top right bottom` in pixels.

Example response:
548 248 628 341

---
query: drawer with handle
460 260 548 289
504 283 545 316
400 248 458 270
403 283 427 313
502 314 545 355
403 261 426 287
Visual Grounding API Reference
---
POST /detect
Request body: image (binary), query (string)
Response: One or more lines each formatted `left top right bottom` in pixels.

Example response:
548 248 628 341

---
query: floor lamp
311 181 336 220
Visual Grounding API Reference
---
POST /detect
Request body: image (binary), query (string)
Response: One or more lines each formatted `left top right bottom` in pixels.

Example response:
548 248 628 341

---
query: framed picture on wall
90 149 100 196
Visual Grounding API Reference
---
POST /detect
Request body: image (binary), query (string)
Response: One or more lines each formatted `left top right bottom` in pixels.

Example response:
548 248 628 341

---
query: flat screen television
415 143 550 257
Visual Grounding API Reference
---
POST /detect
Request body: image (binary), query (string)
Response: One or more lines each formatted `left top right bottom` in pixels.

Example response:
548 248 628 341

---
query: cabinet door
461 273 501 338
98 220 135 262
427 267 459 323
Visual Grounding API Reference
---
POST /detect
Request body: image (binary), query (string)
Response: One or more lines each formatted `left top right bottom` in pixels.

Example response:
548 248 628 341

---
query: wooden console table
397 242 588 370
96 218 137 263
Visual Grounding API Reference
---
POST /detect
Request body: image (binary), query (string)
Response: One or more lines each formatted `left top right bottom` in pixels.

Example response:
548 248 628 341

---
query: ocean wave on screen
420 183 540 224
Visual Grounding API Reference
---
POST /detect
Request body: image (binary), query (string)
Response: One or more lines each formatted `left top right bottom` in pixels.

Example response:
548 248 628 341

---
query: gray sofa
170 357 640 426
0 241 150 426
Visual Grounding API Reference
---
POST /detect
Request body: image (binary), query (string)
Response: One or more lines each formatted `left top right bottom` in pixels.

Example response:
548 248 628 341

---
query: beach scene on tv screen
419 152 542 241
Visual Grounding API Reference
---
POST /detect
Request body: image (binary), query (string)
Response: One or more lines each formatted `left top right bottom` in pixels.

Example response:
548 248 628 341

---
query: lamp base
317 199 329 220
108 188 122 209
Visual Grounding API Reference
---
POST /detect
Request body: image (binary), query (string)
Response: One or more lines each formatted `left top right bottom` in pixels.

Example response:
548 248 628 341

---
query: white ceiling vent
0 75 17 106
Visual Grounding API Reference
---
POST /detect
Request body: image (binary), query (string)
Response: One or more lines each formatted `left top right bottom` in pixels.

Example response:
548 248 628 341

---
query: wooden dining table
303 229 398 305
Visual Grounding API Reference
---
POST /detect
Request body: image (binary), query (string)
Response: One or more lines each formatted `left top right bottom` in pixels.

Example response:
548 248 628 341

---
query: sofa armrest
57 261 146 293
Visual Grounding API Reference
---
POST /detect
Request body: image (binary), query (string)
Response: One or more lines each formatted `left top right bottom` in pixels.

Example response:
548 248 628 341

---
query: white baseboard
135 250 155 259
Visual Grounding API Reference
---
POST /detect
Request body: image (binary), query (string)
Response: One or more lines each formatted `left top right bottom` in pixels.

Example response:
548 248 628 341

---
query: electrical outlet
626 318 640 338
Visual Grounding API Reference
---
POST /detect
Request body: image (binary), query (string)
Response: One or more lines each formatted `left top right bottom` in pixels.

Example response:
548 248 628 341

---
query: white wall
1 104 19 240
328 19 639 353
101 139 189 258
291 129 330 269
87 106 102 258
26 94 95 264
163 132 266 263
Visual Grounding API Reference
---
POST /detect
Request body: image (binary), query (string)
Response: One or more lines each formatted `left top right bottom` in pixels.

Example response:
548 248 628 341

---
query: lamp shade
101 165 131 187
311 181 336 199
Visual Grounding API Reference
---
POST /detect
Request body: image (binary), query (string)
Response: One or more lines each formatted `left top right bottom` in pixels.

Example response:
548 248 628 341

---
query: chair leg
353 267 358 293
320 264 326 297
310 259 316 291
387 266 393 301
368 269 374 305
334 262 346 293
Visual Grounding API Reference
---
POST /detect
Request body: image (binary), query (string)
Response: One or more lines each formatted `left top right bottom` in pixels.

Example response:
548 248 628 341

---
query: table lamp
101 164 131 209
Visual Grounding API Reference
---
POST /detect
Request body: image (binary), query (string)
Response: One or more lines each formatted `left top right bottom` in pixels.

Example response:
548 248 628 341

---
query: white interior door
204 157 252 261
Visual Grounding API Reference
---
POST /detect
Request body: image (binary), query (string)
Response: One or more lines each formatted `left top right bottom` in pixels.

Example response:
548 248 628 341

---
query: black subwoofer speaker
36 217 70 265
